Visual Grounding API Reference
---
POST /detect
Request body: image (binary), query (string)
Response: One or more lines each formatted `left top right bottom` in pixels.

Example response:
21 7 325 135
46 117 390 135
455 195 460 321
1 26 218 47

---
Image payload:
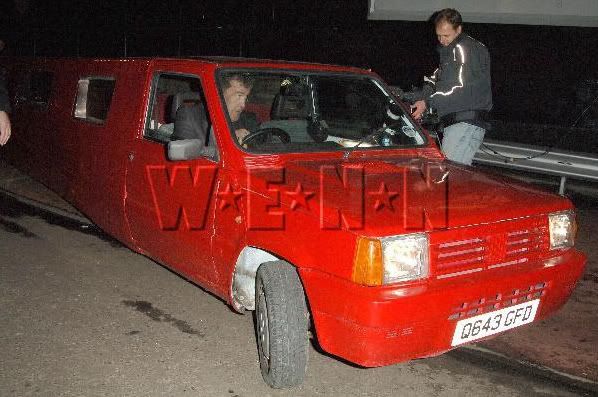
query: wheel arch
231 246 301 312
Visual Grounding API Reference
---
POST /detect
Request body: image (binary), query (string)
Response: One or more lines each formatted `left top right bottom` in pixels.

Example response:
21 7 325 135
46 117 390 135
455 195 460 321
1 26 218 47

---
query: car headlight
352 233 429 286
548 211 576 250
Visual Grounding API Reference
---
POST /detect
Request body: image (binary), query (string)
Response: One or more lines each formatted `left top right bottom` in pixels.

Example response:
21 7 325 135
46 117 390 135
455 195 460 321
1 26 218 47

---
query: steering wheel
241 127 291 146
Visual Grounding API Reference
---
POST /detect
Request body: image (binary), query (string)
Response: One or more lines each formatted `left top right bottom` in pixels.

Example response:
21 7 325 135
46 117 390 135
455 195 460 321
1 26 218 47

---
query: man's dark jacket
412 33 492 126
232 112 259 132
0 73 10 113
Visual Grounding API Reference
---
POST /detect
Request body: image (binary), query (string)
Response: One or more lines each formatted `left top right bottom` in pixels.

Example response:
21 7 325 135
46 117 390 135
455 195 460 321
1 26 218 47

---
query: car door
124 65 221 287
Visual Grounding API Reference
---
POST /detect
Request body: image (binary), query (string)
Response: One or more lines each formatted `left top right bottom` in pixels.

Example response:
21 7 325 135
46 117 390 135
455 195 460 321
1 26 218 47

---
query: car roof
160 55 372 74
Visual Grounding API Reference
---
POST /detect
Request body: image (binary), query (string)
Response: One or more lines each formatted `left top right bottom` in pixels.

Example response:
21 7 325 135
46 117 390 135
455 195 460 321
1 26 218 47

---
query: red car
1 57 586 388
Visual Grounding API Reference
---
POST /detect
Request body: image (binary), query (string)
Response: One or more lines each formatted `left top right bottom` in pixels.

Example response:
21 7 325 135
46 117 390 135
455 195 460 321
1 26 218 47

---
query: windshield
218 70 427 153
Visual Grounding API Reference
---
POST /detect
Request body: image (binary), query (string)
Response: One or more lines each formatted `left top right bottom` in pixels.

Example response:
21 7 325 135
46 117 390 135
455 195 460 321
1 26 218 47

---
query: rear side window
74 77 116 123
29 71 53 106
15 70 54 109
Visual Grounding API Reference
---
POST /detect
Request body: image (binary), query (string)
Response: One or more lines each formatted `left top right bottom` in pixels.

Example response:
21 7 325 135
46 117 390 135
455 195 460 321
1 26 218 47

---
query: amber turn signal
352 237 383 286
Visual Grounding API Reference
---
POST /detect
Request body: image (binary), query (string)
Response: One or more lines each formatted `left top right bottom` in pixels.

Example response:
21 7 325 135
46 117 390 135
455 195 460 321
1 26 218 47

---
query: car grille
431 216 549 280
448 282 548 320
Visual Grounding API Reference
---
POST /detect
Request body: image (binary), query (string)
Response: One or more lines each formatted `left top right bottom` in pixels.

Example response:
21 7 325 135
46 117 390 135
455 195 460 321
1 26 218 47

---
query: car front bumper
299 249 586 367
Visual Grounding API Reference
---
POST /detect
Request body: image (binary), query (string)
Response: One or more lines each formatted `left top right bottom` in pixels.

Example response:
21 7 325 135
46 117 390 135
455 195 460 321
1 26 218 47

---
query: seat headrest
280 82 308 97
270 82 309 120
171 92 202 120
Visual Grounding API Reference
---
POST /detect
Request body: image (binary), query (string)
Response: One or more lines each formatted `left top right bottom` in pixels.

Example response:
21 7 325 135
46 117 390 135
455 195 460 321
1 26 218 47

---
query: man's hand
235 128 250 143
410 100 427 121
0 111 11 146
235 128 250 147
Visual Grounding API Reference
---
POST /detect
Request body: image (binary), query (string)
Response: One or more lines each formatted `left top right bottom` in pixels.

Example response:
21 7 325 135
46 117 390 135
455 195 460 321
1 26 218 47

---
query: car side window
144 73 213 147
74 77 115 124
15 70 54 111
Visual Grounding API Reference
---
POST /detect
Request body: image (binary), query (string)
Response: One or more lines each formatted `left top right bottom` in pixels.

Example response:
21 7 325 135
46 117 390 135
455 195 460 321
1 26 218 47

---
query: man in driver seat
222 74 258 144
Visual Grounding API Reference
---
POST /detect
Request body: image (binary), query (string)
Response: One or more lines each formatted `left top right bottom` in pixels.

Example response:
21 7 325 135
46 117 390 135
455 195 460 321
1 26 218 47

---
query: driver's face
224 80 251 122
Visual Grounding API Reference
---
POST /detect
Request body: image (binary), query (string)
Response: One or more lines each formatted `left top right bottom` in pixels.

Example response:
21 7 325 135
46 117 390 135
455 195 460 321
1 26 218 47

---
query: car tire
255 261 309 388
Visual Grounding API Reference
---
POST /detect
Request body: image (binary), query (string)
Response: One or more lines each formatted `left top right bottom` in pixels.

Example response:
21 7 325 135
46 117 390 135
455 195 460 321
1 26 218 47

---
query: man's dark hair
433 8 463 28
223 73 254 90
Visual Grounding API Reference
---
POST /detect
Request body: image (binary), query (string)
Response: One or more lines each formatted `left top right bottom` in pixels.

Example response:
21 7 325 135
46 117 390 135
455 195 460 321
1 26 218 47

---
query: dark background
2 0 597 129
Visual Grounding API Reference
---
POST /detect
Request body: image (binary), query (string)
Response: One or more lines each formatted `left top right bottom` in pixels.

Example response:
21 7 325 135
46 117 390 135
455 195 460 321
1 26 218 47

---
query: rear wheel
255 261 309 388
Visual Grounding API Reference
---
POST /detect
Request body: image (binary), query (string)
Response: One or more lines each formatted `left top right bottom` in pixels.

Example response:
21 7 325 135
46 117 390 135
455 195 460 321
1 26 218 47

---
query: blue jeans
441 122 485 165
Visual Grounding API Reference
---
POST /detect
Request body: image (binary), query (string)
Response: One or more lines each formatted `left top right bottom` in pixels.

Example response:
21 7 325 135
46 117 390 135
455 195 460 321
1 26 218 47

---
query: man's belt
440 110 489 127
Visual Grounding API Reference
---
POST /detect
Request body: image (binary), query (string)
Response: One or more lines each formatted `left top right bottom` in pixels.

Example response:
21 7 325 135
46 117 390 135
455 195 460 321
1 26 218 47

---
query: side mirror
168 139 217 161
167 139 203 160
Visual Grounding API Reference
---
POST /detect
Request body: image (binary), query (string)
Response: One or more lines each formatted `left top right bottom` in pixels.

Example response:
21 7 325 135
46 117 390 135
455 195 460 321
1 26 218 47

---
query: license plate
451 299 540 347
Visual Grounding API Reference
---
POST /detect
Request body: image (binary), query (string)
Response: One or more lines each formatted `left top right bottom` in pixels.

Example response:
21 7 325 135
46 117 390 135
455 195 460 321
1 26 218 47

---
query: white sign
368 1 598 27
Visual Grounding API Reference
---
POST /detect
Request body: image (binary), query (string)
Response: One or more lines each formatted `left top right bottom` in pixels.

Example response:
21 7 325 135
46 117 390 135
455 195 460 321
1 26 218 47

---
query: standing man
407 9 492 165
0 39 11 146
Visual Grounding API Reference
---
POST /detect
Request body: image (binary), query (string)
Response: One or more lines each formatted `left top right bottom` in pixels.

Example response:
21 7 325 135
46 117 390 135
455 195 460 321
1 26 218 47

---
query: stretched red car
1 57 586 388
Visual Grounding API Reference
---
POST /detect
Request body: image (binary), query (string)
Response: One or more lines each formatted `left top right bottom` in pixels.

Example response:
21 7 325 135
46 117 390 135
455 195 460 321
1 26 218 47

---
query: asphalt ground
473 166 598 388
1 189 594 396
1 160 597 395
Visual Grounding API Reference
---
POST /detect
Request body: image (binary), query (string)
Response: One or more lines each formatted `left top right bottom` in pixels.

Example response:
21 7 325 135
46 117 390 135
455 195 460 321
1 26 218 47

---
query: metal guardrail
473 140 598 195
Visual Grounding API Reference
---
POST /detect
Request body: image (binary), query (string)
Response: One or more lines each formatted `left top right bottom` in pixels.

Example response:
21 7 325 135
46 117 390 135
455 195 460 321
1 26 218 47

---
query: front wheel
255 261 309 388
